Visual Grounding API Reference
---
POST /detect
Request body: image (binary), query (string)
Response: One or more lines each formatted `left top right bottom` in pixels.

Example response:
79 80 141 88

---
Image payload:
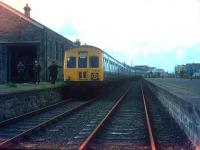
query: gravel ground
16 82 132 149
143 83 195 150
0 82 65 95
91 81 149 150
0 100 85 143
90 143 150 150
6 79 193 149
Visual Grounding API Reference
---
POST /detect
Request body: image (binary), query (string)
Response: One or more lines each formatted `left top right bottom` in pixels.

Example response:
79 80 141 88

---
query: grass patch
6 82 17 88
0 82 65 95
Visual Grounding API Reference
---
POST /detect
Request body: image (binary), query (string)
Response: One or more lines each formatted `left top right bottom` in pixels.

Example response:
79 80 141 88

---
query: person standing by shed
189 67 193 80
33 60 41 84
48 61 60 84
17 61 25 83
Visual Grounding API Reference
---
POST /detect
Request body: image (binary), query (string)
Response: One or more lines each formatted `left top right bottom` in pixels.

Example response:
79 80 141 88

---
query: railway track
0 98 95 148
1 82 132 149
143 84 194 150
0 81 194 149
67 82 193 150
75 83 149 150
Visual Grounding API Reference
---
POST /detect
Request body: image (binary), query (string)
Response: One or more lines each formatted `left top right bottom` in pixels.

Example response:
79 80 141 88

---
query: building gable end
0 1 44 29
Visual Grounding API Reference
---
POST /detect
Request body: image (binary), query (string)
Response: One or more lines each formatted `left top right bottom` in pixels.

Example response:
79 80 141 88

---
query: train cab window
78 56 87 68
90 56 99 68
67 57 76 68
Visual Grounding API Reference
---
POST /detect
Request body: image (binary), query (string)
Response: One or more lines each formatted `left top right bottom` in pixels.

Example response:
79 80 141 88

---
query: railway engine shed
0 2 76 84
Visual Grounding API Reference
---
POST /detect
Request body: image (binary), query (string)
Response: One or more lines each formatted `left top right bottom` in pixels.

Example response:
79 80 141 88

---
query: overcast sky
2 0 200 72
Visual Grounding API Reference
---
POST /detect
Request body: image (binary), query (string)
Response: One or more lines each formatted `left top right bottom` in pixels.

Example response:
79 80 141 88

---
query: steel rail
0 98 73 127
0 99 95 148
78 87 130 150
141 85 156 150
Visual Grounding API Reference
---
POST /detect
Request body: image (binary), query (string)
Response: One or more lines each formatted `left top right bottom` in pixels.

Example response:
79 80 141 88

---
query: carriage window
90 56 99 68
67 57 76 68
78 56 87 68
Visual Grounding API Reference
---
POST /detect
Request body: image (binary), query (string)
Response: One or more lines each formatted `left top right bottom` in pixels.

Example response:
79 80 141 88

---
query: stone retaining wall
0 86 69 121
146 81 200 147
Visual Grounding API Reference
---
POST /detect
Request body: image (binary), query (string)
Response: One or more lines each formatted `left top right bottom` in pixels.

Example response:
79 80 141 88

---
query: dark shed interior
7 45 37 83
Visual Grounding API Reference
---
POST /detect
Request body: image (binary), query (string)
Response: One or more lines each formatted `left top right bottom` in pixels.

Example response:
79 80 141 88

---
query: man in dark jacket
48 61 59 84
33 60 41 84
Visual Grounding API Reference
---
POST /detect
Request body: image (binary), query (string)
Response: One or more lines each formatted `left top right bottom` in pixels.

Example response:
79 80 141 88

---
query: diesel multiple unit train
64 45 133 82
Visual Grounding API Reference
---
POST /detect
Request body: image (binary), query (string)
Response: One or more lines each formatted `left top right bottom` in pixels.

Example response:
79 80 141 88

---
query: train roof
71 45 112 57
71 45 102 51
69 45 132 69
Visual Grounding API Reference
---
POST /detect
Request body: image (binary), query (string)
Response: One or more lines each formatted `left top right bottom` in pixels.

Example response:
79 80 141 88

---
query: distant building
0 2 76 83
175 65 186 78
175 63 200 78
185 63 200 75
133 65 154 72
185 63 200 78
152 68 165 78
132 65 154 76
131 65 165 78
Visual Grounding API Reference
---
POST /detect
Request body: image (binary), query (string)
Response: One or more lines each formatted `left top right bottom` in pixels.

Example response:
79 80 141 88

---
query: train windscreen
67 57 76 68
90 56 99 68
78 56 87 68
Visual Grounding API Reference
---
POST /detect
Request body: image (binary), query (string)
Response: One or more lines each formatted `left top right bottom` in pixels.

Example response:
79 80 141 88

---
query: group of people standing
17 60 60 84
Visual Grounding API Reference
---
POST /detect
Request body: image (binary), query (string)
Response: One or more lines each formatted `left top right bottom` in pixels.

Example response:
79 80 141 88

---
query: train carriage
63 45 132 82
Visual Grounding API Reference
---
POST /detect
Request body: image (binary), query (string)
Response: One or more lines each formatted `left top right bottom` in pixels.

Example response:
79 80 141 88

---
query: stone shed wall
0 3 75 83
0 4 43 42
0 85 69 121
45 29 74 80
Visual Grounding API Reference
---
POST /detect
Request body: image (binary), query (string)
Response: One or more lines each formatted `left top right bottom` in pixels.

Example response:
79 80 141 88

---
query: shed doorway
9 45 37 83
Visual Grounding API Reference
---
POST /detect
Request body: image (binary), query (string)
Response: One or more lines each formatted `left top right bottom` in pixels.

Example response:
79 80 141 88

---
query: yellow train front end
64 46 104 82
